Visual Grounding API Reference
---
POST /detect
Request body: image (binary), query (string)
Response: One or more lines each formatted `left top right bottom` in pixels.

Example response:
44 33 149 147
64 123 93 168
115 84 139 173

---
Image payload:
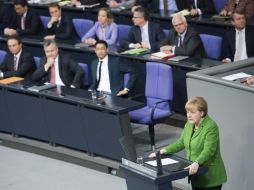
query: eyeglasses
173 22 184 27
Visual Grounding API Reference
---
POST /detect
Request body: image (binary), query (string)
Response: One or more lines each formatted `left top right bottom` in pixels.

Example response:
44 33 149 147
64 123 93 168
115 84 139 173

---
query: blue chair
0 50 6 64
117 24 131 46
34 56 41 68
40 16 50 29
213 0 227 13
129 62 173 150
163 29 171 37
72 18 94 40
78 62 89 86
200 34 222 60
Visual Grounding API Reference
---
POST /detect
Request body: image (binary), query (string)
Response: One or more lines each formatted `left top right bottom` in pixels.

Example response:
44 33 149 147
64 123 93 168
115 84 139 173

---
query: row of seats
40 16 222 60
0 49 174 149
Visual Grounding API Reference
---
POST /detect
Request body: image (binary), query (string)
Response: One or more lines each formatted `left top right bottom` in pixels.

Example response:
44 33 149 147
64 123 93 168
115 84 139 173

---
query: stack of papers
151 52 175 60
145 158 179 166
222 72 251 81
120 48 149 55
171 9 190 17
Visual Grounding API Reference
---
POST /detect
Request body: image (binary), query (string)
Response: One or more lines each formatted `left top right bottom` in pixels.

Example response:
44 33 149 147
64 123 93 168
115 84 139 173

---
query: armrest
151 100 172 121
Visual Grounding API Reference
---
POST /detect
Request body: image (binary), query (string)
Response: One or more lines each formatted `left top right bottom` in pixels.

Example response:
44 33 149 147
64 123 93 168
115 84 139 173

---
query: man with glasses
120 6 165 52
0 35 35 79
160 14 206 58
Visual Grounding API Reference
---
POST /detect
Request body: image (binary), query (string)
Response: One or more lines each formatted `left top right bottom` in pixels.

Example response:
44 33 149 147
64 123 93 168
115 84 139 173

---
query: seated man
4 0 41 37
220 0 254 19
32 40 84 88
0 35 36 79
44 3 79 42
160 14 206 58
90 40 137 96
222 11 254 63
0 0 14 32
120 6 165 52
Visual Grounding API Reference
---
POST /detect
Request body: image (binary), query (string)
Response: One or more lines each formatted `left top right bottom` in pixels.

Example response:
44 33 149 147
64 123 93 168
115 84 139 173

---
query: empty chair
200 34 222 60
40 16 50 29
0 50 6 64
117 24 131 46
72 18 94 41
213 0 227 13
78 62 89 87
129 62 173 150
33 56 41 68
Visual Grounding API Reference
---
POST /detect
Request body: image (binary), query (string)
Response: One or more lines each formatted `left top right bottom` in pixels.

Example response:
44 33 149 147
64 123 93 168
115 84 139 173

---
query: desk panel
43 98 88 151
0 88 12 133
5 90 49 141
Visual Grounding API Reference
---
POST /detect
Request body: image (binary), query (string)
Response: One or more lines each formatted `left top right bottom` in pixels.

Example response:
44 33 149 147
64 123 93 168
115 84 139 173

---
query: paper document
145 158 179 166
222 72 251 81
171 9 190 17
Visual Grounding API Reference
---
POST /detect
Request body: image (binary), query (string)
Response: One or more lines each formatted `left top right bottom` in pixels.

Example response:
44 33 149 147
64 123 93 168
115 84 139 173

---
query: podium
120 155 207 190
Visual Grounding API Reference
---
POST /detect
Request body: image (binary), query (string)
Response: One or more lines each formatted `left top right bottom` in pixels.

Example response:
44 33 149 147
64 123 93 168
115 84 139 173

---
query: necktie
22 15 26 30
57 20 60 28
50 63 56 84
178 35 183 47
97 61 103 87
234 31 243 61
13 55 17 71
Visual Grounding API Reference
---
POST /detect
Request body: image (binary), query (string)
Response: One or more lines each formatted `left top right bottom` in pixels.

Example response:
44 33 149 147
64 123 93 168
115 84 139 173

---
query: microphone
156 151 163 175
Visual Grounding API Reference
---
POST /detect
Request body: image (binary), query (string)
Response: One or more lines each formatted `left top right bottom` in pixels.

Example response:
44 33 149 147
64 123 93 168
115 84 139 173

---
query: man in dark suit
160 14 206 58
120 6 165 52
135 0 190 13
0 35 36 79
222 11 254 63
3 0 41 37
44 3 79 43
0 1 14 32
90 40 137 96
32 40 84 88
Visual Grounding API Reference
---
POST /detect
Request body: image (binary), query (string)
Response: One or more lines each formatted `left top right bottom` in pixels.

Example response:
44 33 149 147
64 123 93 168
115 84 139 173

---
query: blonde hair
98 7 114 24
185 97 208 116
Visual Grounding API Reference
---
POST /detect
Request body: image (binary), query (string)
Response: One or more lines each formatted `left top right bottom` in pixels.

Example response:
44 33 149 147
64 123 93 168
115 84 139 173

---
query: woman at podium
150 97 227 190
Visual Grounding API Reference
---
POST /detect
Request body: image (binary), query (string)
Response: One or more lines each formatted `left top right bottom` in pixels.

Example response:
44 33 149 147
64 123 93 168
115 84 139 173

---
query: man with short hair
44 3 79 42
90 40 137 96
4 0 41 36
160 14 206 58
222 11 254 63
0 35 36 79
120 6 165 51
32 40 84 88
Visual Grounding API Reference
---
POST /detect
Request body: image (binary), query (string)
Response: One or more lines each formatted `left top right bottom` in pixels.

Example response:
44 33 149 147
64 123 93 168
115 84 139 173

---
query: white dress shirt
97 55 111 93
234 28 248 61
53 55 65 86
140 21 151 49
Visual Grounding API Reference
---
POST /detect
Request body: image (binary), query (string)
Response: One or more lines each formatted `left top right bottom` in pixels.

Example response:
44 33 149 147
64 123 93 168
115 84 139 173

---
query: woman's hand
184 162 199 175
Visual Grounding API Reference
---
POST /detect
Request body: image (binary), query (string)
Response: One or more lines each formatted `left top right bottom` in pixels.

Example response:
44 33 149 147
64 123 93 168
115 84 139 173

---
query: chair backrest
145 62 173 101
200 34 222 60
0 50 6 64
40 16 50 29
72 18 94 40
213 0 227 13
117 24 131 46
163 29 172 37
78 62 89 86
34 56 41 68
